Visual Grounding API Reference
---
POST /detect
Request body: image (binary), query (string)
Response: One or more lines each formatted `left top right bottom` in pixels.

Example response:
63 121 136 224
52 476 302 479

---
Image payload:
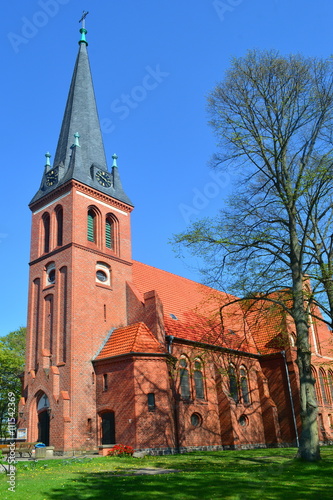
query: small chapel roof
95 322 165 360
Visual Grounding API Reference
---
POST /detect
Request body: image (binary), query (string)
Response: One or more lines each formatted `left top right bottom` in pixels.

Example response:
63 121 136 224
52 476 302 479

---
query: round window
96 270 108 282
48 269 56 284
239 415 248 427
191 413 202 427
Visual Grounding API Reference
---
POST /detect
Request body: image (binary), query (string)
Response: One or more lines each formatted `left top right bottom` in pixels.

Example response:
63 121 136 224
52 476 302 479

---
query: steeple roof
53 37 106 172
30 26 133 207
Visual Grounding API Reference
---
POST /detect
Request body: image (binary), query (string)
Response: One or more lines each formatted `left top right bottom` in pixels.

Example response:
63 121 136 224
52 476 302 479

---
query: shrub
108 444 134 457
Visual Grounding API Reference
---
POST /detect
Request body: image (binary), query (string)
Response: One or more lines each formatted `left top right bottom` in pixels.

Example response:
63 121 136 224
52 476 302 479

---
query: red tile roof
131 261 260 354
95 322 165 360
97 261 332 360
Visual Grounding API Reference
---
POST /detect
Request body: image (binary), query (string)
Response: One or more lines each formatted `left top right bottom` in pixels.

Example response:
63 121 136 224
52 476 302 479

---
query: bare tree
174 50 333 461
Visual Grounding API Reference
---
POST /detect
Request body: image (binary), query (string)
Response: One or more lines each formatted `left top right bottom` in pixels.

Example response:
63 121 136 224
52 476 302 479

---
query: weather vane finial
79 10 89 29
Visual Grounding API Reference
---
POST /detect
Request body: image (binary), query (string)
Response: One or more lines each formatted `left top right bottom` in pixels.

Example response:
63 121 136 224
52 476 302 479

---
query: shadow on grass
45 456 333 500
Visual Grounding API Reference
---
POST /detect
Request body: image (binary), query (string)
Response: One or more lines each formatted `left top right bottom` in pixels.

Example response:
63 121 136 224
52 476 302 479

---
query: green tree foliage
174 50 333 461
0 327 26 438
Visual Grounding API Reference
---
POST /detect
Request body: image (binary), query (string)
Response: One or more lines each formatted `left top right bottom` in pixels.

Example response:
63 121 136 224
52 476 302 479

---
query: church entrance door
38 410 50 445
101 412 115 444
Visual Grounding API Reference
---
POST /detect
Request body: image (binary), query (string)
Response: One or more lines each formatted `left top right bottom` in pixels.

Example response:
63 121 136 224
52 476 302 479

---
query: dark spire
53 30 107 172
30 20 133 207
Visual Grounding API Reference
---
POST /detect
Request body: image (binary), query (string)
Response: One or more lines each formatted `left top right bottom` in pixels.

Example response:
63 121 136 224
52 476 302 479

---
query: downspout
166 336 180 453
282 350 299 447
167 335 174 354
309 316 333 360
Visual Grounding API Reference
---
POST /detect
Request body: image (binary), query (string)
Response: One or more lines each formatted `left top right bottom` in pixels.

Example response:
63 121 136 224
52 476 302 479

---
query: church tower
20 22 134 451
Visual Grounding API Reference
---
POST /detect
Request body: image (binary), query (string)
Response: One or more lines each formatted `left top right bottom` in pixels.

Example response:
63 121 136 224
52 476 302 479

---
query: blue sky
1 0 333 335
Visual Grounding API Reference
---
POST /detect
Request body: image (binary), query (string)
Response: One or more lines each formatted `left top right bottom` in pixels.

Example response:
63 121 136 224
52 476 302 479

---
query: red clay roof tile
132 261 261 354
95 322 165 360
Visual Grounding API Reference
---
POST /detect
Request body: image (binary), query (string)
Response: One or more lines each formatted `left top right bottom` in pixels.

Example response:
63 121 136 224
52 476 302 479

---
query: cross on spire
79 10 89 29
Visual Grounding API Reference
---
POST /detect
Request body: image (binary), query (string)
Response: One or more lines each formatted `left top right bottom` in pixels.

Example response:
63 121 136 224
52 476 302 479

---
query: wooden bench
16 442 36 457
0 442 36 458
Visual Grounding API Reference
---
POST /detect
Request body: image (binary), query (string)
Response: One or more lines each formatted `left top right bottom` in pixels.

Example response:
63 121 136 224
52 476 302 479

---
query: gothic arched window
105 216 114 249
42 212 50 253
194 359 205 399
319 368 329 406
328 370 333 405
229 364 239 403
87 209 96 242
240 367 250 405
311 366 320 403
55 205 63 247
179 357 190 399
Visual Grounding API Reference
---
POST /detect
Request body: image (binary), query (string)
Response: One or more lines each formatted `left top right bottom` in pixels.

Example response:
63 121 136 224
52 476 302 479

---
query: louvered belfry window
87 209 95 242
105 217 113 249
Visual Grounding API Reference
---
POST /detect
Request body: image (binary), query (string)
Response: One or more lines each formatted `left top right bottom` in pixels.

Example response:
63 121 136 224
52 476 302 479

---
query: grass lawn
1 447 333 500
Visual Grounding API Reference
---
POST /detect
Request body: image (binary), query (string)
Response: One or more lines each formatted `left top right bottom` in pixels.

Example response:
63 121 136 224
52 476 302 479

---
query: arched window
55 206 63 247
311 366 320 403
319 368 329 406
328 371 333 405
42 212 50 253
228 365 239 403
105 217 113 249
194 359 205 399
106 216 115 250
87 209 96 242
240 367 250 405
105 213 119 253
179 357 190 399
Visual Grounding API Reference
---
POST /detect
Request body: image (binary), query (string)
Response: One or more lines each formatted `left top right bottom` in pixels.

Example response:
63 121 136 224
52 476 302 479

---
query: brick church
18 24 333 454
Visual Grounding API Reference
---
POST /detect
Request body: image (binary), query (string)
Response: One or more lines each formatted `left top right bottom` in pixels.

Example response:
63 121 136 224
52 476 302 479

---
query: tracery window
311 366 320 403
328 371 333 405
240 367 250 405
228 364 239 403
319 368 329 406
194 359 205 399
179 357 190 399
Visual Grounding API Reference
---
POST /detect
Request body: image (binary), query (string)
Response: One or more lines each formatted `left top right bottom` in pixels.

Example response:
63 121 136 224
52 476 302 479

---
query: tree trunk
295 346 320 461
290 227 320 461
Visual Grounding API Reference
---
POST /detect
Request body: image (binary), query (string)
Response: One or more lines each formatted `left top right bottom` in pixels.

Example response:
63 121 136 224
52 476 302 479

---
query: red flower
108 444 134 457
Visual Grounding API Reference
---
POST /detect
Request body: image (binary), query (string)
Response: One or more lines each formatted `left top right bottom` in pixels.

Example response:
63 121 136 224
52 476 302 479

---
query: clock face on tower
96 170 112 188
45 169 58 187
